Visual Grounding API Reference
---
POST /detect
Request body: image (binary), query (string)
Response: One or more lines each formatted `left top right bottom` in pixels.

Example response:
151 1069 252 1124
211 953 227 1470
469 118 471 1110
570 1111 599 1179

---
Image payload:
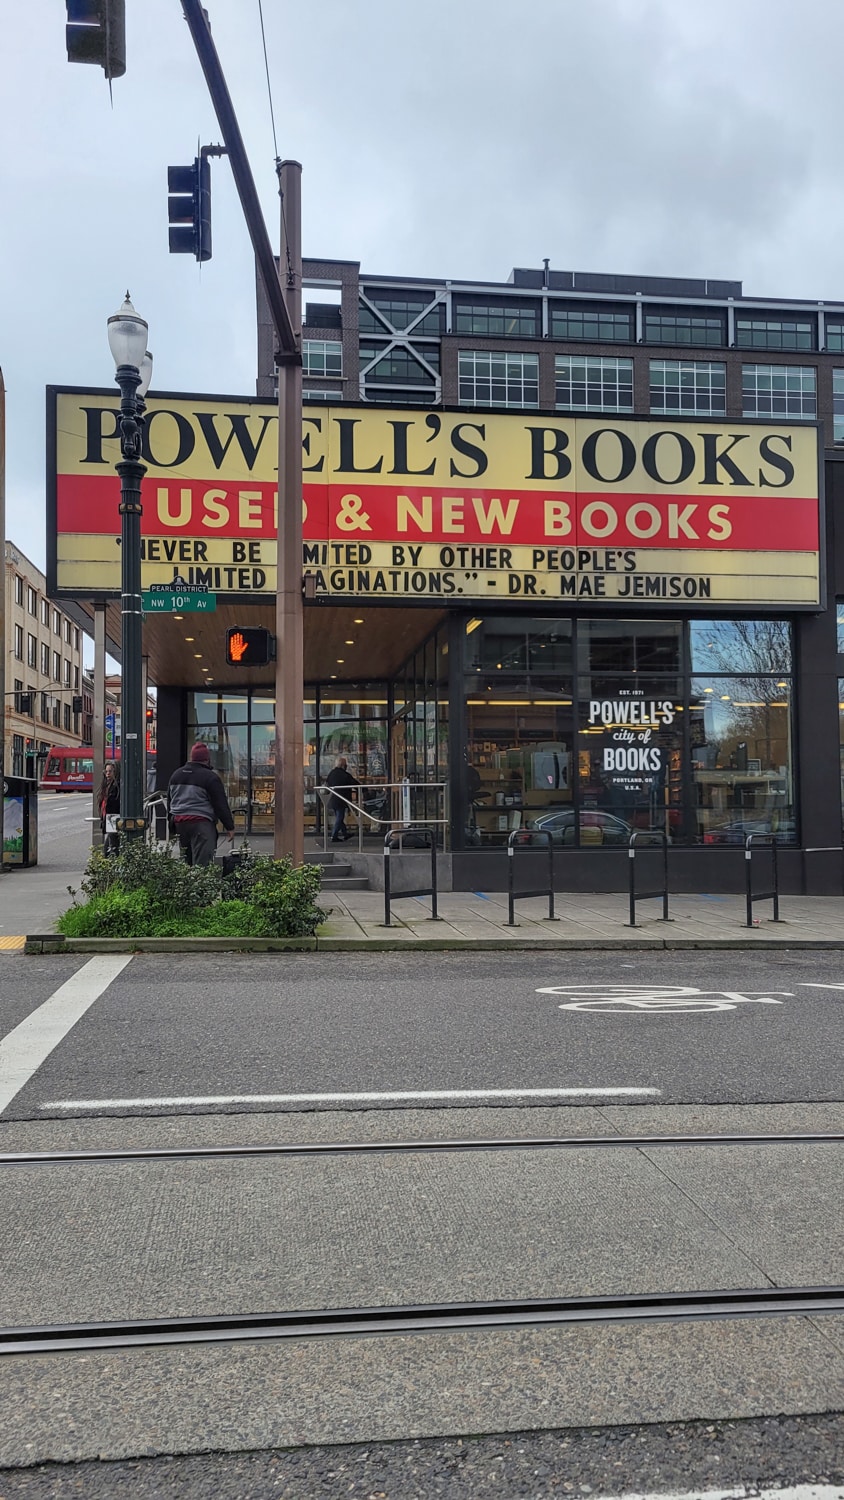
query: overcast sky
2 0 843 575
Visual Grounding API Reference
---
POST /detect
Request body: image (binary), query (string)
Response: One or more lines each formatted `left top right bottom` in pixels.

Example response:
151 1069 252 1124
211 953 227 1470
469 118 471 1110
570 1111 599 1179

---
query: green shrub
59 843 326 939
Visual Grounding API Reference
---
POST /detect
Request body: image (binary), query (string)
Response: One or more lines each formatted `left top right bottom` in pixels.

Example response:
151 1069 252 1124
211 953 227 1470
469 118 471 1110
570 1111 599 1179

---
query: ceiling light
466 618 482 635
194 654 202 659
337 658 344 663
173 614 183 620
185 637 195 642
353 618 364 624
345 639 354 645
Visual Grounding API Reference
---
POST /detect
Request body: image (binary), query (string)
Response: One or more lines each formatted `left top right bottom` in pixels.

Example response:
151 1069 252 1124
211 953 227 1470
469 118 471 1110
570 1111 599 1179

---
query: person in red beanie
166 741 235 866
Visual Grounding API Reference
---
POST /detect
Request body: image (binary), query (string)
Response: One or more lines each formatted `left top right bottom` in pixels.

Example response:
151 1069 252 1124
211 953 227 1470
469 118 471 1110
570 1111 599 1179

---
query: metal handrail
383 826 441 926
627 829 671 927
745 833 782 927
316 780 447 852
506 829 559 926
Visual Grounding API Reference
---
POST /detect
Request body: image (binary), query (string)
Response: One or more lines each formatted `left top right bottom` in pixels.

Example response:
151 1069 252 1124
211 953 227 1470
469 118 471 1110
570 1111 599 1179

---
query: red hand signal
229 631 248 662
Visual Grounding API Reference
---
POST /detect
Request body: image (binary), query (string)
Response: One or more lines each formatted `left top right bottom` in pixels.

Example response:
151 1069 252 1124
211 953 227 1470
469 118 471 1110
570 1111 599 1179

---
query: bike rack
506 829 559 926
745 833 782 927
627 830 671 927
383 827 442 926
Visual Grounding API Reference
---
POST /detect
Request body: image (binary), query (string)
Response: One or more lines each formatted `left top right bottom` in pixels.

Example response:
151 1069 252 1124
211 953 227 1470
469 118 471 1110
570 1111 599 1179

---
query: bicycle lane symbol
536 985 793 1014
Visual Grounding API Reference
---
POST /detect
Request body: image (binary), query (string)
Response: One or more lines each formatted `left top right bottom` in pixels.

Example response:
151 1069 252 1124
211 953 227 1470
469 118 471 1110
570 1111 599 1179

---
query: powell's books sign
47 389 822 608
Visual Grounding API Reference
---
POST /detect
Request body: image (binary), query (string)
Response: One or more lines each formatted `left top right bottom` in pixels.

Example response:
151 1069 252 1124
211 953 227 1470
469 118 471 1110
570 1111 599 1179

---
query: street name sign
142 591 217 613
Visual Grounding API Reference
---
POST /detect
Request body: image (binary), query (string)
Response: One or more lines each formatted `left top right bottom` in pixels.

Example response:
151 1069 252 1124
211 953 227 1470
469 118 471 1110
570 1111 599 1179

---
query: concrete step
319 862 353 878
320 876 369 891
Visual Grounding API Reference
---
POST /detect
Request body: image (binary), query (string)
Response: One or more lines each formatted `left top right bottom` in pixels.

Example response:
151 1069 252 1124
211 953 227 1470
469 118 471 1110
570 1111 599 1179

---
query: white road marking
798 982 844 990
594 1489 844 1500
538 984 791 1014
0 955 132 1113
39 1086 661 1110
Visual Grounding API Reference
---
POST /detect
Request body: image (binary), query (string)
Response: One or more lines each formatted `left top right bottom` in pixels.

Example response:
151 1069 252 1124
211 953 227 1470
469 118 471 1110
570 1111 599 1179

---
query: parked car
512 809 633 847
703 818 797 846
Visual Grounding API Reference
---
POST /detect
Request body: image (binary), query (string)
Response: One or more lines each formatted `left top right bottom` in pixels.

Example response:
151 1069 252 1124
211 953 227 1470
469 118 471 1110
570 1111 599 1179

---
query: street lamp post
107 293 152 840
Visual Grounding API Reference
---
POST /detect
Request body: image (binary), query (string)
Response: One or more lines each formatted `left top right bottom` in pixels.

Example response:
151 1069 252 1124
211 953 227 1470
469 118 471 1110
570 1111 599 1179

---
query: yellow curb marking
0 936 26 951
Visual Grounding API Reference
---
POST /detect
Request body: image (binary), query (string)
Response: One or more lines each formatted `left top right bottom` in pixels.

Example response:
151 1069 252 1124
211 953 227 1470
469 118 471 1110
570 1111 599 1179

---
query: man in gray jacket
167 742 235 866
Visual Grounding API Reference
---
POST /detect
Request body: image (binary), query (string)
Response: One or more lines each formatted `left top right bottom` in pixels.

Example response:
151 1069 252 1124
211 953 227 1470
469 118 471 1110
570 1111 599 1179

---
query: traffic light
226 627 275 666
18 693 33 716
72 696 84 715
65 0 126 78
168 157 212 263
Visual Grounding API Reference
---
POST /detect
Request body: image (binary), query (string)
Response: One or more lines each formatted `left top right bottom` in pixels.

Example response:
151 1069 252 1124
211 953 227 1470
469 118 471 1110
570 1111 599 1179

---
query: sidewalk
318 887 844 949
5 804 844 950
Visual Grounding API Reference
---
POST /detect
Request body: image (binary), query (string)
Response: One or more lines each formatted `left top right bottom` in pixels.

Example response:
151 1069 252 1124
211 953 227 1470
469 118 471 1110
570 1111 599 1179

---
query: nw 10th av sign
142 591 217 613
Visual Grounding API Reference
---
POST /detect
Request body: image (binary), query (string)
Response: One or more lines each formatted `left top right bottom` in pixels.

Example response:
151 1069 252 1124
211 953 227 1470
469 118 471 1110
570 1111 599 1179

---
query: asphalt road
2 948 843 1119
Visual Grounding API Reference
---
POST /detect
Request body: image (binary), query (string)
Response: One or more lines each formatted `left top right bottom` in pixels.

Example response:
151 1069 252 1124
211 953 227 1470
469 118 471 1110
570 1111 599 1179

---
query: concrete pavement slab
0 1147 816 1325
639 1143 844 1285
0 1316 841 1467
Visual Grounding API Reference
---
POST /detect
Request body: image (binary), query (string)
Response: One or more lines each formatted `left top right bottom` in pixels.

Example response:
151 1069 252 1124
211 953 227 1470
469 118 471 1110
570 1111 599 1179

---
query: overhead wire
256 0 293 281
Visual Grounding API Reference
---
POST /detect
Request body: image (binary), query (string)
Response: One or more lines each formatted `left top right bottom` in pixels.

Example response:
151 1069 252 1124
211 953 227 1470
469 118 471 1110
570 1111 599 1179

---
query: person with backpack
167 742 235 866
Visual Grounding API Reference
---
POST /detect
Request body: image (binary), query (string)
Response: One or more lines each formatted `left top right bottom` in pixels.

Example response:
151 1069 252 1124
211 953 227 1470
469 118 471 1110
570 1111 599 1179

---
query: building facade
3 541 85 777
45 257 844 892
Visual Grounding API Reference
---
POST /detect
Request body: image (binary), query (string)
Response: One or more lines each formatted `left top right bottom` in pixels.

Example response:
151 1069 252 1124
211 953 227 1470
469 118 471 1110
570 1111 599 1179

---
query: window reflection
690 677 794 843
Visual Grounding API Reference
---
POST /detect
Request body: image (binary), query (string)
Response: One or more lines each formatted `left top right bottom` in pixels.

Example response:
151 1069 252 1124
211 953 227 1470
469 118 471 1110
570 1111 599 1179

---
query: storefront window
578 619 681 675
690 677 794 843
689 619 791 674
466 691 574 847
577 678 683 841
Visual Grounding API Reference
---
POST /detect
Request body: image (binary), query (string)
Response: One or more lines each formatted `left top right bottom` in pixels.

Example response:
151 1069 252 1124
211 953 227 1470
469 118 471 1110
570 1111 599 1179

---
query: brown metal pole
274 160 303 864
91 603 106 848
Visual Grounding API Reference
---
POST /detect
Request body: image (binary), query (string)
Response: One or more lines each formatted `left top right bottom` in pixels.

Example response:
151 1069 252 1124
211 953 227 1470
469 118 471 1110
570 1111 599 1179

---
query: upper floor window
826 320 844 352
303 339 342 378
63 704 71 733
742 364 816 420
53 609 61 635
14 624 23 659
359 296 443 336
28 634 38 669
53 650 61 681
644 310 724 347
453 301 539 337
27 586 37 616
736 317 814 351
649 359 726 416
14 576 23 606
833 370 844 443
74 664 80 690
64 619 72 644
74 628 80 651
458 350 539 409
360 345 437 385
555 355 633 413
41 598 50 626
41 641 50 677
550 304 633 342
64 659 71 687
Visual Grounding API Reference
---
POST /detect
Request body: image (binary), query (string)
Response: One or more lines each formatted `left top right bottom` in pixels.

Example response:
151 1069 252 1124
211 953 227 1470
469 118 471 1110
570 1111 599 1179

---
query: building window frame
649 359 727 416
644 310 725 347
452 300 540 338
741 364 817 421
457 350 539 409
302 339 342 378
549 303 633 343
555 354 634 413
735 316 815 351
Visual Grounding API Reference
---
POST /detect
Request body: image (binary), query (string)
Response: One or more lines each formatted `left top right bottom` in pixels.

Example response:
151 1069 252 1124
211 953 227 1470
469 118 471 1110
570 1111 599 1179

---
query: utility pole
274 161 303 864
179 1 304 862
0 368 5 778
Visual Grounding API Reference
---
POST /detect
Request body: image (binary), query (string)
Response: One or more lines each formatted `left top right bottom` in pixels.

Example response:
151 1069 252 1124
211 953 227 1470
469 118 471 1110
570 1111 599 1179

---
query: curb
22 932 844 954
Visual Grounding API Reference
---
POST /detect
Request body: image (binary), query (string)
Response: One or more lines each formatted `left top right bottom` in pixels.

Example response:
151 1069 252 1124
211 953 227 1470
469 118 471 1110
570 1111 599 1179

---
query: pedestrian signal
226 627 275 666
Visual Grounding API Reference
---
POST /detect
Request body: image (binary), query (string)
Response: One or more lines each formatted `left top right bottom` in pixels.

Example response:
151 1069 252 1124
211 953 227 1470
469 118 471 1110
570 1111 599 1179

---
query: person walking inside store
167 742 235 867
325 756 358 842
98 759 121 856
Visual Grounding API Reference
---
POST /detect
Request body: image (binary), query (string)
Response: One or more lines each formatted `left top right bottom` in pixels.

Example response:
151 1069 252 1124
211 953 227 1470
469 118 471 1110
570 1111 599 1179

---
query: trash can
2 776 38 868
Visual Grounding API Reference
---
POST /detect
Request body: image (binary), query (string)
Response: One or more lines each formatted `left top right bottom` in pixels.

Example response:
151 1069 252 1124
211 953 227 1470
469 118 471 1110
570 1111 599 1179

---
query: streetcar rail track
0 1130 841 1166
1 1286 842 1357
